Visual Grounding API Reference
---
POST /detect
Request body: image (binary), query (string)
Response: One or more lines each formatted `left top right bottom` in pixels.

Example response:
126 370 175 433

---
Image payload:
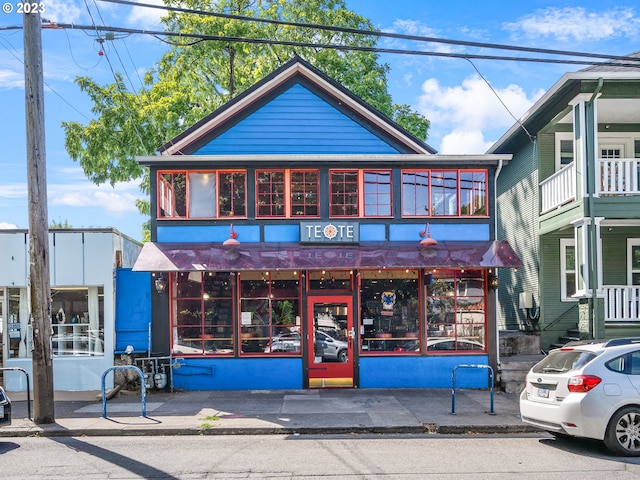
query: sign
300 221 359 243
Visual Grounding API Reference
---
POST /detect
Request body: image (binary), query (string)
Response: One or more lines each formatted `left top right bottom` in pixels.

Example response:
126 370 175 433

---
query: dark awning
132 241 522 272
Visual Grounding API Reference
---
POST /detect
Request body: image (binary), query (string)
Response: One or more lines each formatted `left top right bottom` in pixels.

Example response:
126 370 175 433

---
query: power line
98 0 640 65
37 22 640 69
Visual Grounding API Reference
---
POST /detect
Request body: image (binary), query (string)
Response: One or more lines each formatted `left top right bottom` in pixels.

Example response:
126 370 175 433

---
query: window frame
255 169 320 218
628 238 640 286
560 238 577 302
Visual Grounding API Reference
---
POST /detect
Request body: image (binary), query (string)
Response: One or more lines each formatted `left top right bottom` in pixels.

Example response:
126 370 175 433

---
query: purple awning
132 241 522 272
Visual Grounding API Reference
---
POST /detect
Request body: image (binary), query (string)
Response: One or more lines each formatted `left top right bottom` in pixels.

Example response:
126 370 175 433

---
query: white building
0 228 141 391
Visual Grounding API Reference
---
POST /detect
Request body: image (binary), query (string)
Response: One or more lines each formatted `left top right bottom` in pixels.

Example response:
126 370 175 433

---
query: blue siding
172 358 303 390
158 225 261 243
359 356 490 388
193 84 401 155
169 356 488 390
264 224 300 242
115 268 152 354
389 223 490 242
360 224 386 241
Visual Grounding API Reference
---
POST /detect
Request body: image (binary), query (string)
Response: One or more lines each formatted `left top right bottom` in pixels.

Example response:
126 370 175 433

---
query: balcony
604 285 640 322
540 158 640 214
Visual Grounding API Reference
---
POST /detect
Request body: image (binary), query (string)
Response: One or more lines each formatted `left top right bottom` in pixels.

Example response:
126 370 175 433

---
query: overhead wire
97 0 640 66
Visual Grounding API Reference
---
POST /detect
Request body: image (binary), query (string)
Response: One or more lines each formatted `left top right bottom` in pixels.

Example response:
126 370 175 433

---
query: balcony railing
540 163 576 214
604 286 640 322
599 158 640 195
540 158 640 213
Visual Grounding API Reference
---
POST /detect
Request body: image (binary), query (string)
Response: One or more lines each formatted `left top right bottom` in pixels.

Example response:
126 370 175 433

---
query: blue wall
115 268 152 354
169 356 489 390
193 84 401 155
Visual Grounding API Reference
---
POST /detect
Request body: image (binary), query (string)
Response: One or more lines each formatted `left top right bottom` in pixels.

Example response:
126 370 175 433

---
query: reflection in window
363 170 392 216
219 171 247 217
431 171 458 216
239 271 301 356
426 270 485 352
172 272 234 356
159 172 186 217
359 270 420 354
460 171 486 216
402 171 429 216
308 270 352 291
330 170 359 216
291 170 319 216
257 171 285 217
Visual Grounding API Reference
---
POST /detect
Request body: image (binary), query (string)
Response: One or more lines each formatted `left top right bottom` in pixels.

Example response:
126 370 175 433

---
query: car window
605 351 640 375
532 350 597 374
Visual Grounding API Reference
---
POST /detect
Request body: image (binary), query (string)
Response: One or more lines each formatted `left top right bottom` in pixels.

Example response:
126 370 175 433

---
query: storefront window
239 271 301 356
359 269 420 354
308 270 352 291
8 287 104 358
172 272 234 355
426 270 485 352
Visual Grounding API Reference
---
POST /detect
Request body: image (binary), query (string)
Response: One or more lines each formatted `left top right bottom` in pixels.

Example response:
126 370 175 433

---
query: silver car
519 338 640 456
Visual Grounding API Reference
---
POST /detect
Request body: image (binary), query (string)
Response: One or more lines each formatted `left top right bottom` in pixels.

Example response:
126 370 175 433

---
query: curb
0 423 540 438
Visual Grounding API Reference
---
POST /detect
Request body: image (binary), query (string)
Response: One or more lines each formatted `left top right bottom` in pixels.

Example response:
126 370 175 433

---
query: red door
307 295 354 388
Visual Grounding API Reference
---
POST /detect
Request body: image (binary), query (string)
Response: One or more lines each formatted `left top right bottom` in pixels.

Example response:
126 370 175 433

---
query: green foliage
50 218 73 228
63 0 430 237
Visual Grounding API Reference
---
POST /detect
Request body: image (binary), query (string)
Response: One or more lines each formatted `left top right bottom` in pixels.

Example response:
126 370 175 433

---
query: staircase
499 354 545 394
549 326 580 351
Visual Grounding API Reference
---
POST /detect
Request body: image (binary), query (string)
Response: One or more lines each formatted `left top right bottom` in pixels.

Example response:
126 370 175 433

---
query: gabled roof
159 56 436 155
488 53 640 154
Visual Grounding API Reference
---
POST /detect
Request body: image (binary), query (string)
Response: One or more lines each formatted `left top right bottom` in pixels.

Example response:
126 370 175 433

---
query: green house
490 55 640 351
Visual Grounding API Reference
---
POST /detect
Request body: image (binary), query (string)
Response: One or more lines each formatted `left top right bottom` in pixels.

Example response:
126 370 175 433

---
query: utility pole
24 10 55 423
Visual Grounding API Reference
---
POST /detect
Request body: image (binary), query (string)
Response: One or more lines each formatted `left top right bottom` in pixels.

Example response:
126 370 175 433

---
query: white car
519 338 640 456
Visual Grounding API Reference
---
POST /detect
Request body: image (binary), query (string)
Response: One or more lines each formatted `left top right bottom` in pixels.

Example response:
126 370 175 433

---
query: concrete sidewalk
0 388 536 438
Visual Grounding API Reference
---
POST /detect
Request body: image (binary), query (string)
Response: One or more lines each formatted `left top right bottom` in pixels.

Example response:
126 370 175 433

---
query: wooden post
24 10 55 423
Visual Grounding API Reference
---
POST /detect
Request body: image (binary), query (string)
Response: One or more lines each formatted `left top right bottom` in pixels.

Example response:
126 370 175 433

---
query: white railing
599 158 640 195
540 163 576 214
604 286 640 322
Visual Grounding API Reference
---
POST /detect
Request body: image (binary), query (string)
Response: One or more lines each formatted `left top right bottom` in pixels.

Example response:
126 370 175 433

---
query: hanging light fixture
154 273 168 294
223 224 240 246
419 223 438 246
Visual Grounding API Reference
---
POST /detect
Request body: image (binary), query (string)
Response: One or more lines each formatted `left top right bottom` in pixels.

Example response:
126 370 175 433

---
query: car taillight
567 375 601 392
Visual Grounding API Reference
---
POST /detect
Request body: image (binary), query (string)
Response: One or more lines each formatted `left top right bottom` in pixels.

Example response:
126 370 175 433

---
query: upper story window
158 170 246 219
402 169 487 217
330 169 392 217
256 170 319 218
560 238 577 301
628 239 640 286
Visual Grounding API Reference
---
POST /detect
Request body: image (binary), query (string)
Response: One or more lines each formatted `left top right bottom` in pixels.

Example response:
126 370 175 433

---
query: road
1 433 640 479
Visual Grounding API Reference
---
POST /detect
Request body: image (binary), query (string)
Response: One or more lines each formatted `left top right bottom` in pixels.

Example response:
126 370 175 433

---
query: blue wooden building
132 57 521 390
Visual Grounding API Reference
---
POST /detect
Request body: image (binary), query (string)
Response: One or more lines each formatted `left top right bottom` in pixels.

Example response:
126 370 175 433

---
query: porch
541 158 640 214
603 285 640 322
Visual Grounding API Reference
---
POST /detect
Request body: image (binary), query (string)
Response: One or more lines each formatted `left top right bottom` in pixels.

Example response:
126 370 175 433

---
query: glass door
307 295 354 388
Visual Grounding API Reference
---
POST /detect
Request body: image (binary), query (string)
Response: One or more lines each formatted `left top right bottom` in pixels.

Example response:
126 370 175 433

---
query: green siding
497 142 539 330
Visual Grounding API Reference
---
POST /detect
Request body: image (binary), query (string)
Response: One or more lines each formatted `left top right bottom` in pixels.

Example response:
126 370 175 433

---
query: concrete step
499 354 544 394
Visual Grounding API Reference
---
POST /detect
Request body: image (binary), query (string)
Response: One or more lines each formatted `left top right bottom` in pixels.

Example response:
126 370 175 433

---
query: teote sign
300 221 359 243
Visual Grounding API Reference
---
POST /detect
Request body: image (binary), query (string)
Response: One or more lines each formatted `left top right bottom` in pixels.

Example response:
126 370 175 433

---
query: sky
0 0 638 241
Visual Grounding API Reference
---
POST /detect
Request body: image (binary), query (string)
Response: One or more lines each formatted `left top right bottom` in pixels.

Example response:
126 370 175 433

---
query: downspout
587 78 603 338
494 158 503 372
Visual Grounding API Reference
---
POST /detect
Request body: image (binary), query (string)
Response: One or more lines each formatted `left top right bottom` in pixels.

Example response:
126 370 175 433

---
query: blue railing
450 364 495 415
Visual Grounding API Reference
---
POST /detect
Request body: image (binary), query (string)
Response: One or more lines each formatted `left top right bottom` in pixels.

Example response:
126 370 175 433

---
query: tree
63 0 430 234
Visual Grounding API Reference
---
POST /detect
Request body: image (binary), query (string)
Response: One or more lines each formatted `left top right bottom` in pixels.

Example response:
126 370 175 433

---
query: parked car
400 337 484 352
0 387 11 426
264 331 349 362
520 338 640 456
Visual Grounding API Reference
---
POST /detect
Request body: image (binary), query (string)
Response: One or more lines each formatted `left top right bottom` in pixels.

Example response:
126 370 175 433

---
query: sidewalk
0 388 536 438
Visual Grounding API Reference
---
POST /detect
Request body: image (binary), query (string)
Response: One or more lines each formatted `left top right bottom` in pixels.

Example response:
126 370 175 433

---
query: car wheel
337 349 348 363
604 406 640 456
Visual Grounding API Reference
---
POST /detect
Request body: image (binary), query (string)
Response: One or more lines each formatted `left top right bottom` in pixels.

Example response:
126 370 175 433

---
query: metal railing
0 367 31 420
450 364 495 415
101 365 147 418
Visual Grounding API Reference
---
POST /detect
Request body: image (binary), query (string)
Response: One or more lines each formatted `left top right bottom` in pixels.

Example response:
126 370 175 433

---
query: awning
132 241 522 272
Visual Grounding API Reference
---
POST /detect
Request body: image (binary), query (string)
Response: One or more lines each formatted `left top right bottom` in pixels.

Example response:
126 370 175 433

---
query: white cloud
0 184 27 198
127 0 167 29
0 222 19 229
504 7 640 42
417 76 542 154
43 0 84 23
